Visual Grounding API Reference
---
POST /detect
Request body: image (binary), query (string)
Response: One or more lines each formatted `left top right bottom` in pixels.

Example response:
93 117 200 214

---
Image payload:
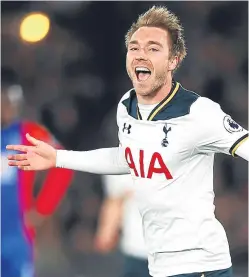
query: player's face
126 27 177 98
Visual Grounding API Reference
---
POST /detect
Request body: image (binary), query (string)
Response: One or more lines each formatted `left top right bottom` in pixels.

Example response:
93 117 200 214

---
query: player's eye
149 47 159 52
129 47 139 51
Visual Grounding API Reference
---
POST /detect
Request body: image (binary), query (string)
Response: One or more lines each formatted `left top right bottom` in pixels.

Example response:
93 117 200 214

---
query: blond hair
125 6 187 70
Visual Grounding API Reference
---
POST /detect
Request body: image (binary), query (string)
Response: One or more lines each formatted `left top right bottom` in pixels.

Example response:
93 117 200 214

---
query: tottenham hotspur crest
161 123 171 147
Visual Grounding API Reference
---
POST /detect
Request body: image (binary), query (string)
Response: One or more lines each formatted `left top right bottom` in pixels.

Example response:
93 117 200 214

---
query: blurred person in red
1 69 74 277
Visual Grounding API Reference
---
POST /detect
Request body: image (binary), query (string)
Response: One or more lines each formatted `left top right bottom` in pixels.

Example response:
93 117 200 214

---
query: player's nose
134 48 148 60
135 55 148 62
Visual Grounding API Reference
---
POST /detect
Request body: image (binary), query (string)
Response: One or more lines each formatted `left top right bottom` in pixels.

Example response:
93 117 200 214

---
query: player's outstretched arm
7 133 130 174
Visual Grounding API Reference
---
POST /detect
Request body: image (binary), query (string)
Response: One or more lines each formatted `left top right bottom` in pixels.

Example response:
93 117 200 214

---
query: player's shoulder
190 96 222 117
155 83 200 120
118 89 135 107
120 89 134 101
117 88 135 115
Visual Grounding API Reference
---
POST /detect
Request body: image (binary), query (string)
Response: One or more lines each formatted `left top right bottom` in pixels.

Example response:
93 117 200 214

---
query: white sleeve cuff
56 149 69 168
234 136 249 161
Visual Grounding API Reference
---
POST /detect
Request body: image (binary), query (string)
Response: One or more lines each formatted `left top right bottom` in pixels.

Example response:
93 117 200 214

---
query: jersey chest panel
119 115 194 182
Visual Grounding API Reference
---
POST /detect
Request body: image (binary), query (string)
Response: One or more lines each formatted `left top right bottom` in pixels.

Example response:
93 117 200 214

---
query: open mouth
135 67 151 82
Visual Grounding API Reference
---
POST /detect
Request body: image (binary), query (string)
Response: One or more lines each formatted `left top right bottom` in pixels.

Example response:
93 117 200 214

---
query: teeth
135 67 151 73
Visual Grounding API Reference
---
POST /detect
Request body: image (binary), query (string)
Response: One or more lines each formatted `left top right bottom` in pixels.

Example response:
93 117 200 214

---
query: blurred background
1 1 248 277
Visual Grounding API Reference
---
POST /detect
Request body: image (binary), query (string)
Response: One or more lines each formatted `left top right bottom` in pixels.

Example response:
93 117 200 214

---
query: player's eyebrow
147 41 163 48
128 40 163 48
128 40 139 46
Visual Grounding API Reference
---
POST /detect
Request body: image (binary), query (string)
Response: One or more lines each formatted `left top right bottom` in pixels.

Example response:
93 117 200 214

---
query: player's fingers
6 145 30 152
8 160 30 167
26 133 42 147
18 165 32 171
7 154 27 161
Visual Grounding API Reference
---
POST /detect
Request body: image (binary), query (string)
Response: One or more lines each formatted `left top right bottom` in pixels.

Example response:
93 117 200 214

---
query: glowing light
20 13 50 43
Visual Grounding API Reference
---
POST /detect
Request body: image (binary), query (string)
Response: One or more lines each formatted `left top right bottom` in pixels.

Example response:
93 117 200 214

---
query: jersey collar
136 80 180 121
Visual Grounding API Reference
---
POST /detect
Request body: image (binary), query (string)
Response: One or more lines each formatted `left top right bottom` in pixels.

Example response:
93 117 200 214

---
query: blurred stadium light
19 12 50 43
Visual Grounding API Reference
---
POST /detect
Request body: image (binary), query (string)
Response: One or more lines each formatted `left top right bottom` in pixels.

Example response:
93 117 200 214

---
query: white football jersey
116 81 248 277
103 174 148 259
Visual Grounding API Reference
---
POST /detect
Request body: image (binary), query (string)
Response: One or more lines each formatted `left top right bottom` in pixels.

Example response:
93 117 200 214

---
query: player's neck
137 78 173 105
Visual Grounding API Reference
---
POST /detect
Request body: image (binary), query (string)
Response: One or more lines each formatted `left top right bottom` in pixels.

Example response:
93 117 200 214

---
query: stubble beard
133 71 168 98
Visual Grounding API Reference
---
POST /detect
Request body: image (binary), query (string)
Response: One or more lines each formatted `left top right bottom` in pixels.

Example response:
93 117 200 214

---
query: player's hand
6 133 57 171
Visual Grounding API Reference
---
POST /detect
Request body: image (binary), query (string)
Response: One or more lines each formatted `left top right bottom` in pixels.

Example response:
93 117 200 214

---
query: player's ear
168 56 178 71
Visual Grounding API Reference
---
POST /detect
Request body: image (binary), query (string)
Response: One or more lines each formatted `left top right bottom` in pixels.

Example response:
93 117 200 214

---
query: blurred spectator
1 67 74 277
94 174 150 277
